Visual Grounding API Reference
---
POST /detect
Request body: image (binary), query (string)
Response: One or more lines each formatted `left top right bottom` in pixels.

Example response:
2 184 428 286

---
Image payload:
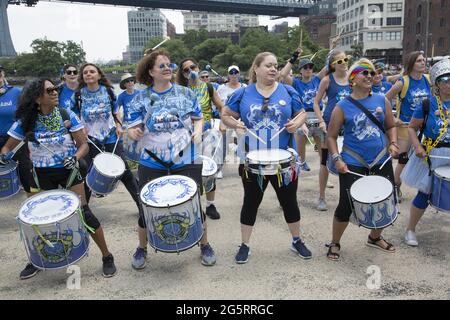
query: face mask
189 71 198 80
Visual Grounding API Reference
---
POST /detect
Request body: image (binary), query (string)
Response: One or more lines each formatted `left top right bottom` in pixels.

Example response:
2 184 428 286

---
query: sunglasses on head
332 57 349 65
46 87 59 95
158 63 175 70
261 97 270 112
360 70 376 77
437 75 450 85
183 64 197 74
65 70 78 76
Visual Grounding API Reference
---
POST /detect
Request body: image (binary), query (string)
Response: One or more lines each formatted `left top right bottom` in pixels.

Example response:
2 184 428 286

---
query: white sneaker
216 170 223 179
404 230 418 247
316 199 328 211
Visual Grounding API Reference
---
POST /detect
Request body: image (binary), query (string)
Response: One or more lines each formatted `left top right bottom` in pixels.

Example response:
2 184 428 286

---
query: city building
300 0 337 49
183 12 258 32
336 0 405 64
128 8 168 63
403 0 450 61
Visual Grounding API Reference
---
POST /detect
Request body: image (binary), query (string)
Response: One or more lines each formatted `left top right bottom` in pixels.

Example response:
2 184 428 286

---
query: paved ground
0 145 449 300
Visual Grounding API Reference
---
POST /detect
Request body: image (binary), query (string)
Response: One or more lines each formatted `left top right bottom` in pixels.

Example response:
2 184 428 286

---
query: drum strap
144 149 175 172
342 146 387 170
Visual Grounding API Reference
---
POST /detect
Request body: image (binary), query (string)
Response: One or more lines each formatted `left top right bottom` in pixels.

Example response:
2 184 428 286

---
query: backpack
396 74 432 118
74 86 122 126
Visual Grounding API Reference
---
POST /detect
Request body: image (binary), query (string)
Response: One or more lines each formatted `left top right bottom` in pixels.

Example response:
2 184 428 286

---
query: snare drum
350 175 398 229
17 190 90 269
140 175 204 253
86 152 125 196
430 166 450 213
245 149 294 176
200 156 218 193
326 136 343 175
0 160 21 199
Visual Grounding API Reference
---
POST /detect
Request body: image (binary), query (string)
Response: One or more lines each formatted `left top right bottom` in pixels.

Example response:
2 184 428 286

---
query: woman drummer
401 59 450 247
127 49 217 269
326 59 399 261
221 52 310 264
0 79 116 279
73 63 141 210
386 51 432 201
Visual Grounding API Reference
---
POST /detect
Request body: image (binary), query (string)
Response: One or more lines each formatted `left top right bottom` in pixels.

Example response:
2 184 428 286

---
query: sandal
326 243 341 261
366 235 395 253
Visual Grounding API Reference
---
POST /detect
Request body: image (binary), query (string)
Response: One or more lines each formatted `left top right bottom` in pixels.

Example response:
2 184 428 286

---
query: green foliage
193 38 232 64
181 29 209 50
347 42 364 61
143 37 190 66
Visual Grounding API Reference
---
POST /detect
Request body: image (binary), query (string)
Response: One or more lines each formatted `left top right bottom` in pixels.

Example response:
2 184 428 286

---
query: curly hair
176 58 198 87
136 49 170 86
15 78 53 134
77 63 113 90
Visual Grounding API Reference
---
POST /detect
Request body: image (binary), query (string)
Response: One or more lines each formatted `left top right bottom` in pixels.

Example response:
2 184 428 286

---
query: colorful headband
349 62 374 84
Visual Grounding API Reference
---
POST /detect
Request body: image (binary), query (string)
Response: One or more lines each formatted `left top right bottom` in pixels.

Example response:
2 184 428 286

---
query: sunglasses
262 97 270 112
437 76 450 85
183 64 197 74
229 70 239 75
332 57 349 65
301 65 314 70
65 70 78 75
360 70 376 77
125 79 134 83
158 63 176 70
46 87 59 95
200 75 209 79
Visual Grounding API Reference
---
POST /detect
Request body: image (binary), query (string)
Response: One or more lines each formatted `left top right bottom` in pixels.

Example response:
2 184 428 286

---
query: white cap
228 65 240 73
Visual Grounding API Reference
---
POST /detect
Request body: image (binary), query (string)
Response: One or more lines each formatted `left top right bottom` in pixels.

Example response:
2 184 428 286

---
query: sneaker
216 170 223 179
19 263 40 280
316 198 328 211
102 254 117 278
326 182 334 188
131 247 147 270
404 230 418 247
206 204 220 220
300 161 311 172
200 243 216 266
291 239 312 259
235 243 251 264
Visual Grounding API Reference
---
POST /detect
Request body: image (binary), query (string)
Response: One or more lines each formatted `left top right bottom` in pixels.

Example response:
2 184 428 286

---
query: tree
143 38 190 66
29 38 65 76
181 29 208 50
193 38 232 64
62 40 86 66
347 42 364 61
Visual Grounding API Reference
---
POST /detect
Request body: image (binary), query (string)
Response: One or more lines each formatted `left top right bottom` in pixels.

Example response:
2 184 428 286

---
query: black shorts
137 164 203 228
30 167 83 191
334 161 395 222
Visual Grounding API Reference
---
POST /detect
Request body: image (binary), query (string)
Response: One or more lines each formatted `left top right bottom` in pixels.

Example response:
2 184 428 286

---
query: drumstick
230 117 267 145
4 140 26 160
112 133 121 155
347 170 366 178
211 133 223 160
379 155 392 170
299 29 303 48
270 111 305 142
306 134 314 146
86 137 104 154
429 155 450 160
152 36 170 51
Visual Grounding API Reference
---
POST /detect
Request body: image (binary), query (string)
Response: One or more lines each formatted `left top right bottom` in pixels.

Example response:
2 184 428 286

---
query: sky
7 2 299 62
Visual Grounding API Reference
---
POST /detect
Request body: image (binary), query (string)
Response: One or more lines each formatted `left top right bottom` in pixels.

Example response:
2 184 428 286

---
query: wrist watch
332 153 343 163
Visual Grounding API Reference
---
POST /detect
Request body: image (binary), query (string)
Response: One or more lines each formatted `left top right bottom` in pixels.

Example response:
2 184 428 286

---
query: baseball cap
298 59 314 70
228 65 240 73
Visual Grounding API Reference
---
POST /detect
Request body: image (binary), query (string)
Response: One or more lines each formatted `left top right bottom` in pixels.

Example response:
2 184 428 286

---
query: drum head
18 190 80 225
140 175 198 208
350 176 393 204
200 156 217 177
0 160 17 174
434 166 450 179
93 153 125 177
247 149 292 164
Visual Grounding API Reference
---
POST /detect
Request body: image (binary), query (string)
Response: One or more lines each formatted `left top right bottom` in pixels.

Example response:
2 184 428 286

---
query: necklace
38 108 62 132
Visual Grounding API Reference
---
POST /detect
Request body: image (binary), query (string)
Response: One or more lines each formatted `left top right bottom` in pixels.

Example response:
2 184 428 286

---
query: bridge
1 0 321 57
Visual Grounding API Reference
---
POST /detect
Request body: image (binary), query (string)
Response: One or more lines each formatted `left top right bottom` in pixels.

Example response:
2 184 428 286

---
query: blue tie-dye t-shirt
117 89 140 124
58 84 75 111
372 80 392 96
71 85 118 144
292 75 322 111
226 83 304 159
338 94 389 167
413 96 450 142
8 108 83 168
127 84 202 170
0 85 21 136
397 75 431 123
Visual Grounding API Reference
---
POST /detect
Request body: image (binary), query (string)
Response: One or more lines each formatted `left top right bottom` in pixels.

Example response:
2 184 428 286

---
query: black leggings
335 161 395 222
238 164 301 226
83 138 140 208
137 164 203 228
0 135 32 193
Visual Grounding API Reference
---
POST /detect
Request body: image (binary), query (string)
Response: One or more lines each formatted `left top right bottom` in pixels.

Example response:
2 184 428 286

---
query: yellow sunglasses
332 57 349 65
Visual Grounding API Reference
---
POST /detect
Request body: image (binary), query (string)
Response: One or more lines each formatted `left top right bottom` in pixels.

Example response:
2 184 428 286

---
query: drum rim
432 166 450 180
199 155 218 176
352 208 399 230
0 185 21 199
428 203 450 214
85 178 118 196
0 160 18 174
146 229 204 253
140 175 199 208
29 245 90 270
246 148 294 165
17 190 81 225
92 152 126 178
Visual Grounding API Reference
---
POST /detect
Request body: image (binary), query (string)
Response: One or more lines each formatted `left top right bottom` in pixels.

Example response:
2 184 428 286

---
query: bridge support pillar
0 0 17 57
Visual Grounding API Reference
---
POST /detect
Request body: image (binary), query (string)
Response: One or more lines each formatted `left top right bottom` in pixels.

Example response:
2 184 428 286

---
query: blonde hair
248 52 276 84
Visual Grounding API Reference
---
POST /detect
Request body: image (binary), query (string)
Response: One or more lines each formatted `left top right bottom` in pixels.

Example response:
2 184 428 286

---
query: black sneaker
102 254 117 278
206 204 220 220
20 263 40 280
